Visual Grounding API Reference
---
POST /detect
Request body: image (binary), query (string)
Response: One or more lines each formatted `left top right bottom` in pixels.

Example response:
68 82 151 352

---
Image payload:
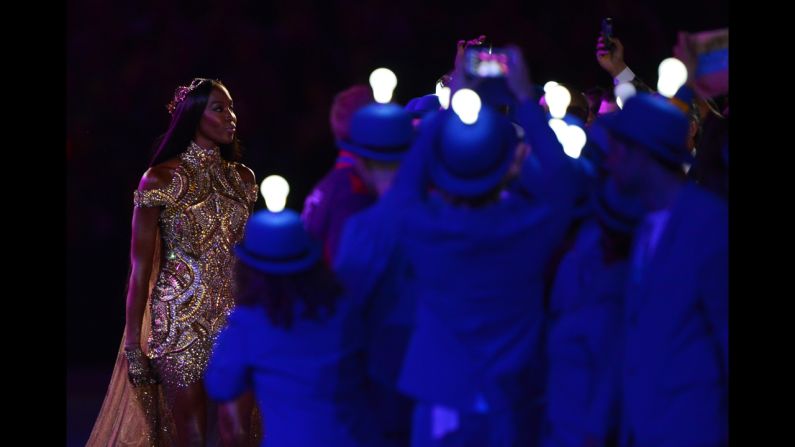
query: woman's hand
124 346 158 386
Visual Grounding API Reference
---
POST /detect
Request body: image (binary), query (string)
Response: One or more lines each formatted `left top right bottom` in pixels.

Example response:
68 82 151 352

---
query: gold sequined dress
86 142 257 446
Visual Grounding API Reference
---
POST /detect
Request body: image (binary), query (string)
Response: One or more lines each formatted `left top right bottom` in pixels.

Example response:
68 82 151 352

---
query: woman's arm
124 166 172 385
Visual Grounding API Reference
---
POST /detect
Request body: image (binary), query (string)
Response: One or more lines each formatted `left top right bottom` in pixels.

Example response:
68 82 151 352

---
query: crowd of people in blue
91 28 729 447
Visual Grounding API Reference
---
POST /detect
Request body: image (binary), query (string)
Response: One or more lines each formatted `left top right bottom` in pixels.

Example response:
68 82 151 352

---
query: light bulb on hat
543 81 559 93
436 81 451 109
561 125 586 159
451 88 481 125
369 68 397 104
547 118 586 159
546 84 571 119
657 57 688 98
260 175 289 213
614 82 636 109
548 118 568 136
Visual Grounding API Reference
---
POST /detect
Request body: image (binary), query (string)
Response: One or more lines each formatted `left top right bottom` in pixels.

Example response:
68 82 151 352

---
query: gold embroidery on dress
135 141 257 388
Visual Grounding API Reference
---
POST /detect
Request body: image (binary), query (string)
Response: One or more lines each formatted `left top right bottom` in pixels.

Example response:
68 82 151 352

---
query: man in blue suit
302 85 414 266
598 94 728 447
337 46 579 446
327 90 418 445
205 208 384 447
543 179 645 447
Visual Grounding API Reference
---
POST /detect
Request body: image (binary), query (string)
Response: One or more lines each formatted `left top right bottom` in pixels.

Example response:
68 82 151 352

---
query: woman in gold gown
87 78 259 446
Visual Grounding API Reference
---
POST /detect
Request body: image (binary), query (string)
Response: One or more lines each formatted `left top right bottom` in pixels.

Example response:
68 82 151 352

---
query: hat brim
429 148 514 198
337 139 410 162
586 123 612 157
234 243 322 275
591 190 643 234
405 95 441 118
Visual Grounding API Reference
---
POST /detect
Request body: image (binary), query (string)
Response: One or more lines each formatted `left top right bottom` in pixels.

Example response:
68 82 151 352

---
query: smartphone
465 47 510 78
601 18 614 51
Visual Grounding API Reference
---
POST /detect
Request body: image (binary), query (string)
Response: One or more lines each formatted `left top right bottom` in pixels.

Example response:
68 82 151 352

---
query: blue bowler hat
572 157 600 217
592 179 645 233
337 102 414 162
587 119 613 154
430 106 519 198
234 209 322 274
405 94 440 118
594 93 693 165
673 85 695 105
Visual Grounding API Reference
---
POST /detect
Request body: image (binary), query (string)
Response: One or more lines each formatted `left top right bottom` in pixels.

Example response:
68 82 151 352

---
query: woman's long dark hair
150 78 242 167
234 262 343 329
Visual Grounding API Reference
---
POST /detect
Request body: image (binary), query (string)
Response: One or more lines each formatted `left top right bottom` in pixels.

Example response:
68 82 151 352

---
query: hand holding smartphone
464 47 510 78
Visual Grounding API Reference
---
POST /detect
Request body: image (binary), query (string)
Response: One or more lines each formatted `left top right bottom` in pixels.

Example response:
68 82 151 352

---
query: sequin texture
134 141 257 388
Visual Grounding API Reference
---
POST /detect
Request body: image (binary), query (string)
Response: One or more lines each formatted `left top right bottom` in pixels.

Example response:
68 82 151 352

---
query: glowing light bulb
369 68 398 104
657 57 688 98
543 81 559 93
451 89 482 125
548 118 568 137
548 119 586 158
546 84 571 119
561 125 587 159
614 82 637 109
260 175 289 213
436 81 451 109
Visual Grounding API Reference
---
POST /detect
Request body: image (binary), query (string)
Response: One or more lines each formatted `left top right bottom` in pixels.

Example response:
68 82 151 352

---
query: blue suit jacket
336 100 578 424
621 183 728 447
205 301 382 447
397 191 568 411
543 220 627 447
335 204 415 388
386 101 578 412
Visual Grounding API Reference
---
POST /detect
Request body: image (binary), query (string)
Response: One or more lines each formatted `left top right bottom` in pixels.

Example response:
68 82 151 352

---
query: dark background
66 0 727 442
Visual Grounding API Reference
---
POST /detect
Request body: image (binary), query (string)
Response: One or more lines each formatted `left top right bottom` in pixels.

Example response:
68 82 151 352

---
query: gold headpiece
166 78 211 115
